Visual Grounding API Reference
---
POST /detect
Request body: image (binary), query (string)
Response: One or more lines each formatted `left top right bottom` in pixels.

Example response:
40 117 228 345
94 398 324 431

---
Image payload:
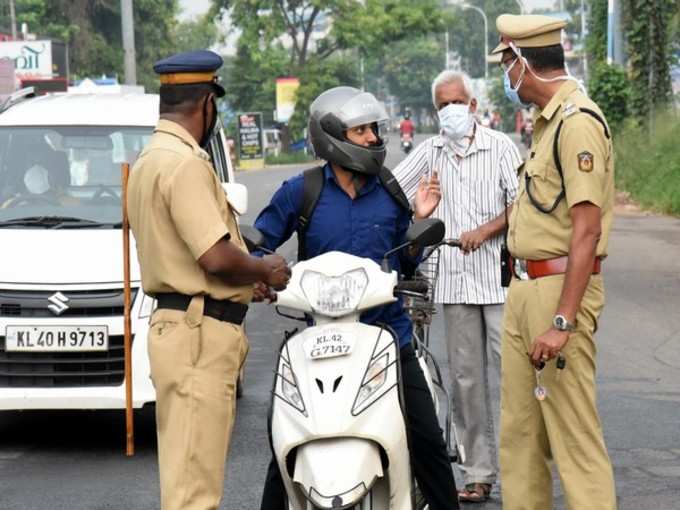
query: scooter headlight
352 353 390 414
300 269 368 317
278 363 306 415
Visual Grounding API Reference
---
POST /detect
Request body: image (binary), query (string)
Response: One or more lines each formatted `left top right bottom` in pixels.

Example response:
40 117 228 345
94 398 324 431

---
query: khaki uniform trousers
148 296 248 510
500 274 617 510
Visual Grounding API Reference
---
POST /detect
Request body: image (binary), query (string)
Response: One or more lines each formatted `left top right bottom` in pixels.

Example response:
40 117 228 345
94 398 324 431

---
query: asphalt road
1 133 679 509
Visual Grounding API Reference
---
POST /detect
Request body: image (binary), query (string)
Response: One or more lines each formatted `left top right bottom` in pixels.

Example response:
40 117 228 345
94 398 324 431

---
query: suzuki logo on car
47 292 70 316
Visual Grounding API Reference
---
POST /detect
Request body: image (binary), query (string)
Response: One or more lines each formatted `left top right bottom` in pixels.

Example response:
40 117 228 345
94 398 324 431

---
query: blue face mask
503 59 531 107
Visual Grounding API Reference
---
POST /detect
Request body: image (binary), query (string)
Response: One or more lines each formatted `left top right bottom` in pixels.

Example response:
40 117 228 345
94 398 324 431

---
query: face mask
200 95 217 149
24 165 50 194
438 103 474 141
503 58 531 107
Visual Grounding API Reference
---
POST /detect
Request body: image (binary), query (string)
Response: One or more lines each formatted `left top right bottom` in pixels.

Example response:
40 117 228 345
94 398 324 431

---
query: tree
175 15 219 54
623 0 675 122
586 0 608 65
588 62 630 129
211 0 454 141
446 0 521 79
382 36 443 113
14 0 181 92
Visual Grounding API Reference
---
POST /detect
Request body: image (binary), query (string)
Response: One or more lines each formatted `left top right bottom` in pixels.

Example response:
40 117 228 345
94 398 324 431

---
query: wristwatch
553 314 576 332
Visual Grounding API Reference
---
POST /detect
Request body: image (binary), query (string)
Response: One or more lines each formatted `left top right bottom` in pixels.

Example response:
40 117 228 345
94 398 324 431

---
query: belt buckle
513 258 530 280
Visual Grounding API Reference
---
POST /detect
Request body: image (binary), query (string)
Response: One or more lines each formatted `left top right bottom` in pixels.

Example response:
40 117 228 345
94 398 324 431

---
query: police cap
153 50 225 97
491 14 567 54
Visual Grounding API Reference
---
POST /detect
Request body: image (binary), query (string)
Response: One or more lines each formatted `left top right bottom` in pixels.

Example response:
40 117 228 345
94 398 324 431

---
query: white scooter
245 220 457 510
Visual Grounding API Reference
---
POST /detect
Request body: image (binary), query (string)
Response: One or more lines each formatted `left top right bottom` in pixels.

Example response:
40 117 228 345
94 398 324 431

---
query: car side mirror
405 218 445 247
222 182 248 215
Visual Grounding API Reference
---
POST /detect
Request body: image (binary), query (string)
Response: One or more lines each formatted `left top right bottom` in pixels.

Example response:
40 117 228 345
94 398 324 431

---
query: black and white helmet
308 86 388 176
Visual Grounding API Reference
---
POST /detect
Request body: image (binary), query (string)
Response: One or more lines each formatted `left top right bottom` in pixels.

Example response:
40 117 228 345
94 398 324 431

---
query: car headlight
352 352 390 415
300 268 368 317
278 363 306 415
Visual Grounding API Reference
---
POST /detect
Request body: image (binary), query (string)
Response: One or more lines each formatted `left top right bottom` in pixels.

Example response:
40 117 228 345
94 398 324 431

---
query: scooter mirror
240 225 266 253
405 218 445 247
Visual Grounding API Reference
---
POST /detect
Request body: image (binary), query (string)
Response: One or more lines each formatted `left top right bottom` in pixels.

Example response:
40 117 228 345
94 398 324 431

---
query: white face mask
438 103 474 141
23 165 50 195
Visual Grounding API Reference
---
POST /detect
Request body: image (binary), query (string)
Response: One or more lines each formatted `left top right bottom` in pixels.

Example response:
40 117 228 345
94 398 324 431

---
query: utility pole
462 4 488 81
120 0 137 85
445 30 450 69
9 0 17 40
607 0 624 66
581 0 588 81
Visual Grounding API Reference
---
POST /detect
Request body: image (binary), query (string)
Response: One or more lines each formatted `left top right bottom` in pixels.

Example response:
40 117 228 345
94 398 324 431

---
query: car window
0 126 151 227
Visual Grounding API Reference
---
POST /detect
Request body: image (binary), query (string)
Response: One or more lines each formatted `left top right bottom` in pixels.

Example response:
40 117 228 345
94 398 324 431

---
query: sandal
458 482 491 503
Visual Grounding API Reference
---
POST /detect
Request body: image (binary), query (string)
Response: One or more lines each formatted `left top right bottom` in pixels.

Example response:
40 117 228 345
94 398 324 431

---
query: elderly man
393 70 521 503
493 14 617 509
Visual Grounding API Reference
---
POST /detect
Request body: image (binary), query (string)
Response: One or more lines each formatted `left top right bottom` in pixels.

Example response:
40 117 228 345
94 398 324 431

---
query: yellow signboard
276 77 300 123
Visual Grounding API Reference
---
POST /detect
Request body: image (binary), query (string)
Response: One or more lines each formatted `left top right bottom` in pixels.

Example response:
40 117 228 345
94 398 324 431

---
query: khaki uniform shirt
508 80 615 260
127 119 253 304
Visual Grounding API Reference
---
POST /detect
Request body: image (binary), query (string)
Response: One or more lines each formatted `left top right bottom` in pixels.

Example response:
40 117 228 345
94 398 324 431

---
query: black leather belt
155 293 248 325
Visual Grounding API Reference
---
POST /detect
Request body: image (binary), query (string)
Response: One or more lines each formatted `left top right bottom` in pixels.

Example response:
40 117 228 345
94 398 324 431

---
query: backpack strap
378 166 412 215
527 107 610 214
296 166 325 261
296 165 411 261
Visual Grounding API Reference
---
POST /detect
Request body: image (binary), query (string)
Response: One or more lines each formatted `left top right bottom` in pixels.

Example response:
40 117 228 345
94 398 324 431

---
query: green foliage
174 16 218 54
615 111 680 215
623 0 674 122
211 0 453 144
14 0 181 92
381 36 444 112
487 75 516 132
586 0 608 65
447 0 521 79
287 57 360 140
588 62 631 129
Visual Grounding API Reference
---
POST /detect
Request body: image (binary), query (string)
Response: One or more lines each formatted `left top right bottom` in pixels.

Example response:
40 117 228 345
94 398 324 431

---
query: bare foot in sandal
458 482 492 503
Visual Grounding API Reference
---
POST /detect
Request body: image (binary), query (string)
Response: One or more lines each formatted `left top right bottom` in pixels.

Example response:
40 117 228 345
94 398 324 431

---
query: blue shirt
254 164 414 347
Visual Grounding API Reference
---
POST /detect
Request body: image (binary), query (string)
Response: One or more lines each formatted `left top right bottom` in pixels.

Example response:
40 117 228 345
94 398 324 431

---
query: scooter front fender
293 437 383 509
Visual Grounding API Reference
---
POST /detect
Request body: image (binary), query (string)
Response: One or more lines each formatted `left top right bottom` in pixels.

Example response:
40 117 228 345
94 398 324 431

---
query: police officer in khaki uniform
491 15 617 509
127 50 290 510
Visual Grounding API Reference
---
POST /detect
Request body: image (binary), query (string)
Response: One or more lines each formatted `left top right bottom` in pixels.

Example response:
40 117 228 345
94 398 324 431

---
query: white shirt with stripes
393 124 522 305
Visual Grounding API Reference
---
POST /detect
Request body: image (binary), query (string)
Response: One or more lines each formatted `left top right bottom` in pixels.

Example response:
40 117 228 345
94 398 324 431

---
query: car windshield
0 126 152 228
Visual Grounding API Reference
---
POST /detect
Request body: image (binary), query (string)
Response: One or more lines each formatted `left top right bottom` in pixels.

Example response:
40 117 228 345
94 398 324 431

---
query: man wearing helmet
255 87 460 510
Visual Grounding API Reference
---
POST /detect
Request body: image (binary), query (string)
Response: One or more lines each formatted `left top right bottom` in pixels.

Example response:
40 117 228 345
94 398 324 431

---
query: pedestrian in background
393 70 521 503
493 13 617 509
127 50 290 510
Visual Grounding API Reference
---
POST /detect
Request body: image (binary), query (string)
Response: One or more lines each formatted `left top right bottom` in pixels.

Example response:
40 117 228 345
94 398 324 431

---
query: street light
515 0 526 14
461 4 489 81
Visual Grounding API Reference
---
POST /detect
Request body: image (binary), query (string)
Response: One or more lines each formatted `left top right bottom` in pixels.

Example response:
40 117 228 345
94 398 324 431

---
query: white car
0 88 247 410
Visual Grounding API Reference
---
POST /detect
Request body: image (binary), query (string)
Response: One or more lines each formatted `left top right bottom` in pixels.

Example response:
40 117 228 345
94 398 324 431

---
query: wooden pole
121 162 135 456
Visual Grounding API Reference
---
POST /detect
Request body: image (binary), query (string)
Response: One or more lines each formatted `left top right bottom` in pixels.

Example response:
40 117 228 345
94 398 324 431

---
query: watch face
554 315 566 330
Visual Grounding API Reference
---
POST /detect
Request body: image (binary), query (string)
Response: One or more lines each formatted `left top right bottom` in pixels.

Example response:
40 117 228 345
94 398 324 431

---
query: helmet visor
337 92 389 129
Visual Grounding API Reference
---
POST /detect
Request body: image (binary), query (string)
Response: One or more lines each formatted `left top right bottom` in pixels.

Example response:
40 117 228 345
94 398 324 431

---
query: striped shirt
393 124 522 304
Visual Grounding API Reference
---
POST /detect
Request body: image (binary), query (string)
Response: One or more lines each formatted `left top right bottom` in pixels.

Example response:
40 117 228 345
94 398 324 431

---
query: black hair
159 83 215 114
521 44 565 72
